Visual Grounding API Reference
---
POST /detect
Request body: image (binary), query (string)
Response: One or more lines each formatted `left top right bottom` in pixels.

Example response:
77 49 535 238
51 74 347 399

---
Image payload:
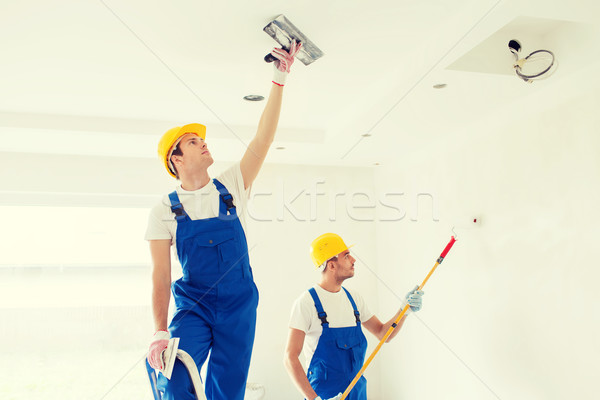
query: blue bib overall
307 288 368 400
157 179 259 400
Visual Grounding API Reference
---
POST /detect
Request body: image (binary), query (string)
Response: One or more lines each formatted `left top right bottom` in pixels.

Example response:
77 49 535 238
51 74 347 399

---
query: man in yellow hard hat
145 41 302 400
284 233 424 400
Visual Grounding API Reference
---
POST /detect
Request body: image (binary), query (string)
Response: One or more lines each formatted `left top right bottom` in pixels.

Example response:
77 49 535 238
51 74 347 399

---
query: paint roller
263 15 324 65
341 236 458 399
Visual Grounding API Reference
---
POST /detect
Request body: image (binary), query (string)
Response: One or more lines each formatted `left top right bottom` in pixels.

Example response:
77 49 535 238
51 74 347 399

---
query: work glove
147 330 170 370
271 40 302 86
405 285 424 312
315 394 342 400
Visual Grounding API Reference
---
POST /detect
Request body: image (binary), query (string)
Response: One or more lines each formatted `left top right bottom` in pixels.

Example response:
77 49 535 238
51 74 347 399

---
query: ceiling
1 0 599 167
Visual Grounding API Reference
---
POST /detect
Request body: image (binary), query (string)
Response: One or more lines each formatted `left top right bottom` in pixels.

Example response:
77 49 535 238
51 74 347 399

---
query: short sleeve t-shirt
144 163 250 259
289 285 373 367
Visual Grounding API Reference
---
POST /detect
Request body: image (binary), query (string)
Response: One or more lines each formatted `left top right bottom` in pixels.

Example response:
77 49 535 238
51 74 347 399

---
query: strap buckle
170 202 187 221
220 193 235 211
317 311 329 326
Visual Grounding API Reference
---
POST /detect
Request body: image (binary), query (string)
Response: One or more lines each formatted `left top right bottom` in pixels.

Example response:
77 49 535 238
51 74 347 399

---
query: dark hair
323 256 338 272
170 145 183 179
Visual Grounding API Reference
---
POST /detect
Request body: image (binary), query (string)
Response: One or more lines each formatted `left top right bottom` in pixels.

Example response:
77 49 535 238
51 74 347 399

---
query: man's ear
171 154 182 168
326 260 335 271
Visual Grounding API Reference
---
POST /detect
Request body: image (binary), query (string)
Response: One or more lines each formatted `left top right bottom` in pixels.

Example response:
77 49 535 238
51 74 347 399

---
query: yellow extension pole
340 236 457 400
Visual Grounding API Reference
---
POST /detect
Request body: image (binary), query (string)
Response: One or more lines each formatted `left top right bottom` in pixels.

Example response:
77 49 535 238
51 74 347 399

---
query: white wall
0 152 172 207
373 87 600 399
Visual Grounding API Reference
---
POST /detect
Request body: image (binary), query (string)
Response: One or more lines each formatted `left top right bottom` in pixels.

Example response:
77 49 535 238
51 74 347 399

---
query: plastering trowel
263 14 324 65
161 337 179 379
146 337 207 400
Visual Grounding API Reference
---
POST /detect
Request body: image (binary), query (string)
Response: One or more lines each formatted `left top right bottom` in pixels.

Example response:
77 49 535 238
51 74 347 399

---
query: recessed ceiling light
361 133 372 137
243 94 265 101
373 162 381 166
275 146 285 150
433 83 447 89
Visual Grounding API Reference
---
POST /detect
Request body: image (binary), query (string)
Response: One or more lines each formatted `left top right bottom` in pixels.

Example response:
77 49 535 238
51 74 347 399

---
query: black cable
514 49 555 82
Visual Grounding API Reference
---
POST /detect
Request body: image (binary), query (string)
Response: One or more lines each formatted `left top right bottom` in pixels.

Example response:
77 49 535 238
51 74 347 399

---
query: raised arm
240 83 283 189
362 287 424 342
362 312 408 343
240 41 302 189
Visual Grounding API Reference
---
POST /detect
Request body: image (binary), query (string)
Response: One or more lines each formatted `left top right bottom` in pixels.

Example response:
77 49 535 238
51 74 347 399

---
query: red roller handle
439 236 456 259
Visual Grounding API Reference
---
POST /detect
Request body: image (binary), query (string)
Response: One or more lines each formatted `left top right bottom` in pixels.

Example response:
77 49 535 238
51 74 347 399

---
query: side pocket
308 361 328 384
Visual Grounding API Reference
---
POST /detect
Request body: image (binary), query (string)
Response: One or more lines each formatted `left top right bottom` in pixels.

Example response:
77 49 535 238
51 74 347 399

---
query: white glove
271 40 302 86
147 330 170 370
315 394 342 400
405 285 424 312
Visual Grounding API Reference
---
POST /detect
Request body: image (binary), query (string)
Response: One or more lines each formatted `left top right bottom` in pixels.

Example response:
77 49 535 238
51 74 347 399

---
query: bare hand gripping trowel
263 14 324 65
146 337 207 400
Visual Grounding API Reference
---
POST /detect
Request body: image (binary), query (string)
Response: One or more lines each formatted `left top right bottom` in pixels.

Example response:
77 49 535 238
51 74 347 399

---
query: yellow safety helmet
310 233 353 268
157 123 207 178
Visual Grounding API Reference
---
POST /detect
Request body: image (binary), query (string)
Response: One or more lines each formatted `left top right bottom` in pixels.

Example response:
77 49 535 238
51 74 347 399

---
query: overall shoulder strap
342 287 361 325
168 191 188 221
212 179 237 216
308 288 329 328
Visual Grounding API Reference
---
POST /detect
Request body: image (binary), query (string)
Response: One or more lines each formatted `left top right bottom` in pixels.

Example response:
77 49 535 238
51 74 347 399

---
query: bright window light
0 206 151 266
1 206 154 399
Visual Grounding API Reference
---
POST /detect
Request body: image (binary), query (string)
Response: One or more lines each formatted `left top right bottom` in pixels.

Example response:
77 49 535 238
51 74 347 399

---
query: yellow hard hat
310 233 353 267
158 123 207 178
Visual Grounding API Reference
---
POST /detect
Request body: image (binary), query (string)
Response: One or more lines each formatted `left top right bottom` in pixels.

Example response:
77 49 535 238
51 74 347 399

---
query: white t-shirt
289 285 373 367
144 163 250 259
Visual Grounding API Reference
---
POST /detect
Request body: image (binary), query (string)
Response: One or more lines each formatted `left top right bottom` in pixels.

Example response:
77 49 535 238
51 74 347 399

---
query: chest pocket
335 335 361 351
187 228 238 268
336 334 364 371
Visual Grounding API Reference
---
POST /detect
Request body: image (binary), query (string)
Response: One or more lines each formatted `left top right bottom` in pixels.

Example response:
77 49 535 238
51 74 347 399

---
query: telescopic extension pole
340 236 457 399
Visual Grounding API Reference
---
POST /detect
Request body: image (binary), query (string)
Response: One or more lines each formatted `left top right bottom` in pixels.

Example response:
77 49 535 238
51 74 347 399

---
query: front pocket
190 228 235 248
335 335 361 350
183 228 238 274
217 237 239 266
336 335 364 372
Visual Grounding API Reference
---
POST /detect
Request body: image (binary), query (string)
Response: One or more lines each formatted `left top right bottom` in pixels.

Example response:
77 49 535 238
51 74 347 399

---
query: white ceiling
1 0 599 166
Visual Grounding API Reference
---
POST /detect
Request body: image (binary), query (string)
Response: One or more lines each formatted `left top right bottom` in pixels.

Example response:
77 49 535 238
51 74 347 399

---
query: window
1 206 153 399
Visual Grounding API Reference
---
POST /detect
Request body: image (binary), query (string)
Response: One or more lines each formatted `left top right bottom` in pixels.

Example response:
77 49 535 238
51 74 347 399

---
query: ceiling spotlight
243 94 265 101
433 83 447 89
275 146 285 150
361 133 372 137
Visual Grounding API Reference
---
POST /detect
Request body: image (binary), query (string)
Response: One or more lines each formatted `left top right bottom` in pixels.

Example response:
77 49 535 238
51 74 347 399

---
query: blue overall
157 179 259 400
307 288 368 400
